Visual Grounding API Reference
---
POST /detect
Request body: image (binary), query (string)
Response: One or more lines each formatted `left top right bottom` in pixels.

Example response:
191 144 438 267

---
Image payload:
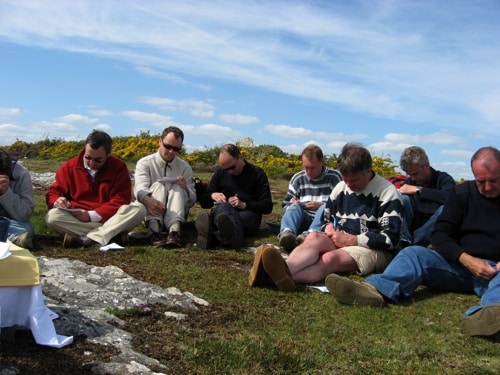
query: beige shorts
342 246 393 275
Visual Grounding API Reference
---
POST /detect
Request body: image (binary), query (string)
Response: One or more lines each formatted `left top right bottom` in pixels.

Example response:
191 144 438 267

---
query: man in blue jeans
325 146 500 338
278 144 342 252
398 146 455 247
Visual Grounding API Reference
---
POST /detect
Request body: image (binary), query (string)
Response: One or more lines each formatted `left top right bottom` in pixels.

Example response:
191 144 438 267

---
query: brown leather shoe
151 234 168 247
261 247 296 292
63 234 97 248
63 234 82 248
166 231 181 248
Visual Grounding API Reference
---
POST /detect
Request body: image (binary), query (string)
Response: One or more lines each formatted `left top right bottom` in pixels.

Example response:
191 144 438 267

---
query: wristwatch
415 186 422 194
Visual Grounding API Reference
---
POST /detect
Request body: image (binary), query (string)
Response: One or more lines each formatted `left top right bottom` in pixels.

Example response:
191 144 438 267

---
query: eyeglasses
84 155 107 164
224 163 237 171
162 141 181 152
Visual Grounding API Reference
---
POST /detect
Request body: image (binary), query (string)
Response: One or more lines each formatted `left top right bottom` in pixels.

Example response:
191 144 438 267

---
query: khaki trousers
45 202 147 245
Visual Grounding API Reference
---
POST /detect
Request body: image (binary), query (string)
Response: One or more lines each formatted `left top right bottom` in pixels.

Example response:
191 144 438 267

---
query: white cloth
0 284 73 348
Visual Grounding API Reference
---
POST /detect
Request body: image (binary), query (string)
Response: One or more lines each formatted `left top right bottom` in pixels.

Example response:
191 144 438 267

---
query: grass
22 159 500 374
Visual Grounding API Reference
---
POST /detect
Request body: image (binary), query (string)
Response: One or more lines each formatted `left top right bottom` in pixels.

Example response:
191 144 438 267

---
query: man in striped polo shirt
278 144 342 252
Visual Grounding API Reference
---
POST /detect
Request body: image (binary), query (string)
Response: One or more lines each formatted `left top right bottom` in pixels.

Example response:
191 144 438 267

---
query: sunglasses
224 163 237 171
162 141 181 152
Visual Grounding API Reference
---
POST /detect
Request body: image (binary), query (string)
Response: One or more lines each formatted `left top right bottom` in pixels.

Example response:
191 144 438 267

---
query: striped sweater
323 173 403 252
282 167 342 217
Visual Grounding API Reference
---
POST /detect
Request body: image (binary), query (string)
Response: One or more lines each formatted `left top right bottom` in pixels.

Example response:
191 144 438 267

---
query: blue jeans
307 203 325 232
366 246 498 316
280 203 312 235
5 218 35 240
400 194 443 246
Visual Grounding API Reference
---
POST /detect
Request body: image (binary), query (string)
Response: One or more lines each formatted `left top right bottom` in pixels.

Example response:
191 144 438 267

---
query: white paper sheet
158 176 178 184
99 242 125 252
307 285 329 293
57 207 82 212
0 241 11 260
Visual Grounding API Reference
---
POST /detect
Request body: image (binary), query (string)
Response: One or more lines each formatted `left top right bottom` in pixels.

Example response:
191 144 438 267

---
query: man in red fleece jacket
45 130 146 248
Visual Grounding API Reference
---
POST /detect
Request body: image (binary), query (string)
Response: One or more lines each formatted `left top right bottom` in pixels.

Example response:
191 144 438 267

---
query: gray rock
36 256 209 374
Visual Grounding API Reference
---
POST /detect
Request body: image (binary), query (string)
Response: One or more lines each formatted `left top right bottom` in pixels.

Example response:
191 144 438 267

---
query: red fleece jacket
46 150 132 223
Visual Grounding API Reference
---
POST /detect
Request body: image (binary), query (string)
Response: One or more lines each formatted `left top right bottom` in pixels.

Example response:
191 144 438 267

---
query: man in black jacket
398 146 455 247
195 144 272 249
325 146 500 338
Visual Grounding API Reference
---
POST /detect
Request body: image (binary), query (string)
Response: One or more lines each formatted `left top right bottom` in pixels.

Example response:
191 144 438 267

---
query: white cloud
0 0 499 132
121 111 174 128
384 132 464 146
219 113 258 124
55 114 98 124
441 149 473 159
265 124 314 138
135 66 187 84
86 109 114 117
0 108 21 119
140 97 215 117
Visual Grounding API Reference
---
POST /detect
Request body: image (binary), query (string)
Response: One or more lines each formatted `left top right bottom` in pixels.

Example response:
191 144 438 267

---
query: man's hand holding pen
325 221 357 248
228 193 246 210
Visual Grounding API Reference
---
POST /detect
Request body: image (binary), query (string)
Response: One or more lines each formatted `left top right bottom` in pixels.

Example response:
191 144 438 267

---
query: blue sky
1 0 499 180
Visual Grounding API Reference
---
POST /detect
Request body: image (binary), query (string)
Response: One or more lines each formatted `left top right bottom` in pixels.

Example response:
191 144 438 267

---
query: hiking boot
261 247 296 292
325 273 386 307
249 244 272 287
62 234 97 248
462 304 500 337
296 231 308 246
195 211 212 249
278 230 296 253
217 213 243 249
166 231 181 248
10 232 33 250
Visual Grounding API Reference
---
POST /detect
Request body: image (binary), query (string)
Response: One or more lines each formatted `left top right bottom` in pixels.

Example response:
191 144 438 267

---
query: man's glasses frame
224 165 237 171
84 155 107 164
162 140 182 152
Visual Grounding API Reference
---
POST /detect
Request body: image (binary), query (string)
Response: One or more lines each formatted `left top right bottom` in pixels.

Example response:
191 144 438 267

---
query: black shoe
111 232 129 246
166 231 182 248
195 211 213 249
217 213 243 249
399 239 411 249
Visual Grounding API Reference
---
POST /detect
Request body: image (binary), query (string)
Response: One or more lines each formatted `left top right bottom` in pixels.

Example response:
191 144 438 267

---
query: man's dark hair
302 144 324 161
0 149 13 178
337 142 372 175
85 130 113 155
220 144 241 158
161 126 185 143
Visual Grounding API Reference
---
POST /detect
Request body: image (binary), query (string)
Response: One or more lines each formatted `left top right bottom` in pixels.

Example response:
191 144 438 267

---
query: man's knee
305 231 325 242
